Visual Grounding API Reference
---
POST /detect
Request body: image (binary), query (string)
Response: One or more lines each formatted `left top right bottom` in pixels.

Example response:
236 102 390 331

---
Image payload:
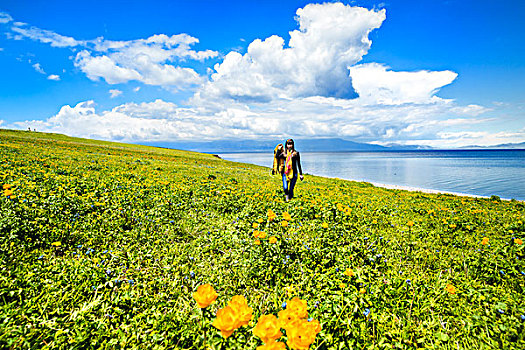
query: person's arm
296 152 304 180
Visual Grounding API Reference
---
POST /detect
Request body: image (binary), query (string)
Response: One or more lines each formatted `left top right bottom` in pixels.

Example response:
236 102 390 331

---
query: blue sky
1 0 524 147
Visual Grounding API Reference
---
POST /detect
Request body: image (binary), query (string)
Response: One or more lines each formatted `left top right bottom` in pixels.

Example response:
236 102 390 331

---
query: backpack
272 144 285 175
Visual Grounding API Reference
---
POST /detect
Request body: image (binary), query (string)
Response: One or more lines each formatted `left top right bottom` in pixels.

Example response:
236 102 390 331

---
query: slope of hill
1 129 524 349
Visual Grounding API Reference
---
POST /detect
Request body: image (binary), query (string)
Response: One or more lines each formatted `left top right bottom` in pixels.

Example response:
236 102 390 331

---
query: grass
1 129 524 349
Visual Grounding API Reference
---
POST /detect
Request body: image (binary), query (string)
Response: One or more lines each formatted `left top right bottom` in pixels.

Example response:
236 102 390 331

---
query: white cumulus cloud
74 48 205 87
349 63 458 105
47 74 60 81
11 100 224 142
75 51 142 84
7 95 507 148
74 34 218 87
194 3 386 102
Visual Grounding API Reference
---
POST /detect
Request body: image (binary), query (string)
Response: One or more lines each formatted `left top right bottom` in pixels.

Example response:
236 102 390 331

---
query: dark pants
282 173 298 198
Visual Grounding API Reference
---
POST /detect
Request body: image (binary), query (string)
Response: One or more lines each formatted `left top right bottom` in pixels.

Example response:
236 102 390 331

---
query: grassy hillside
1 129 524 349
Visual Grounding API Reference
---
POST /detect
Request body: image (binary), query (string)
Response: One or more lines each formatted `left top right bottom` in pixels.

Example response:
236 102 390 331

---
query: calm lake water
219 150 525 200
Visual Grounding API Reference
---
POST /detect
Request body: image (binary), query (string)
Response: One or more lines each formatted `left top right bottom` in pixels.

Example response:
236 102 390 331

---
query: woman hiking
275 139 303 201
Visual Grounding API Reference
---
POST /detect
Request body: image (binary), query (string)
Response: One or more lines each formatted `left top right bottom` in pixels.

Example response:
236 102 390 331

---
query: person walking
276 139 303 201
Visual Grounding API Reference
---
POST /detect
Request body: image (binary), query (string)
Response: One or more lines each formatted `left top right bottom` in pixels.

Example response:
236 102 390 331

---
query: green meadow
1 129 524 349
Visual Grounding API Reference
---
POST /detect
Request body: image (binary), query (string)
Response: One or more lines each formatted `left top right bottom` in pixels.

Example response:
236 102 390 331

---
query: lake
219 150 525 200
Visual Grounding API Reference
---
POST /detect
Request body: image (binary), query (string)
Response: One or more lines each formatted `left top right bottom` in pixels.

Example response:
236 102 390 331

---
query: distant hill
459 142 525 150
140 138 427 153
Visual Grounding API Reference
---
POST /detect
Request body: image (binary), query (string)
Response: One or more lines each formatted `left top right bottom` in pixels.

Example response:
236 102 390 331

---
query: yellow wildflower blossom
193 284 218 308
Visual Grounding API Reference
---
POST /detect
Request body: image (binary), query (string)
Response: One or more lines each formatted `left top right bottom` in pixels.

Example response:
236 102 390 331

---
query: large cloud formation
13 95 506 148
195 3 386 102
2 3 517 147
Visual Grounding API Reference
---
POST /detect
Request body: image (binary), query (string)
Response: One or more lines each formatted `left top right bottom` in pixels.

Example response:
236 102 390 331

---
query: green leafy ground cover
1 129 524 349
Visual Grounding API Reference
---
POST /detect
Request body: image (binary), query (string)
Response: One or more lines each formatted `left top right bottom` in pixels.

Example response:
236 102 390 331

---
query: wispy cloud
32 62 46 74
10 23 83 47
109 89 123 98
0 11 13 24
3 13 218 88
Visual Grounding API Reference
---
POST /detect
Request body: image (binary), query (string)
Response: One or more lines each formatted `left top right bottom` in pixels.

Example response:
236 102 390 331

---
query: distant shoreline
366 181 489 199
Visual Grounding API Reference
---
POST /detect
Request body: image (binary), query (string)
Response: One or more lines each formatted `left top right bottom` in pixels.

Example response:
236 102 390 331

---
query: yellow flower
307 319 322 334
277 308 303 329
286 297 308 319
339 283 346 289
254 239 261 245
2 184 11 190
253 314 283 344
253 231 260 238
193 284 218 308
283 211 292 221
515 238 523 245
213 305 240 339
445 283 456 294
51 241 61 246
258 231 267 239
286 319 318 350
407 221 414 227
4 189 13 197
257 218 264 223
321 222 328 229
253 222 259 229
281 221 289 228
257 342 287 350
228 295 253 327
359 288 366 294
344 268 354 277
269 236 277 244
481 237 489 245
267 209 277 222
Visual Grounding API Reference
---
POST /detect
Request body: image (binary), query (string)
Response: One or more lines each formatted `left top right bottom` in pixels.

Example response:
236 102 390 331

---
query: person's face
286 142 293 149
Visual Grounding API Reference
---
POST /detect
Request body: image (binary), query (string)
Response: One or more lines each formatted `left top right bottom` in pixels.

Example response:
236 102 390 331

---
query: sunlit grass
1 129 524 349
